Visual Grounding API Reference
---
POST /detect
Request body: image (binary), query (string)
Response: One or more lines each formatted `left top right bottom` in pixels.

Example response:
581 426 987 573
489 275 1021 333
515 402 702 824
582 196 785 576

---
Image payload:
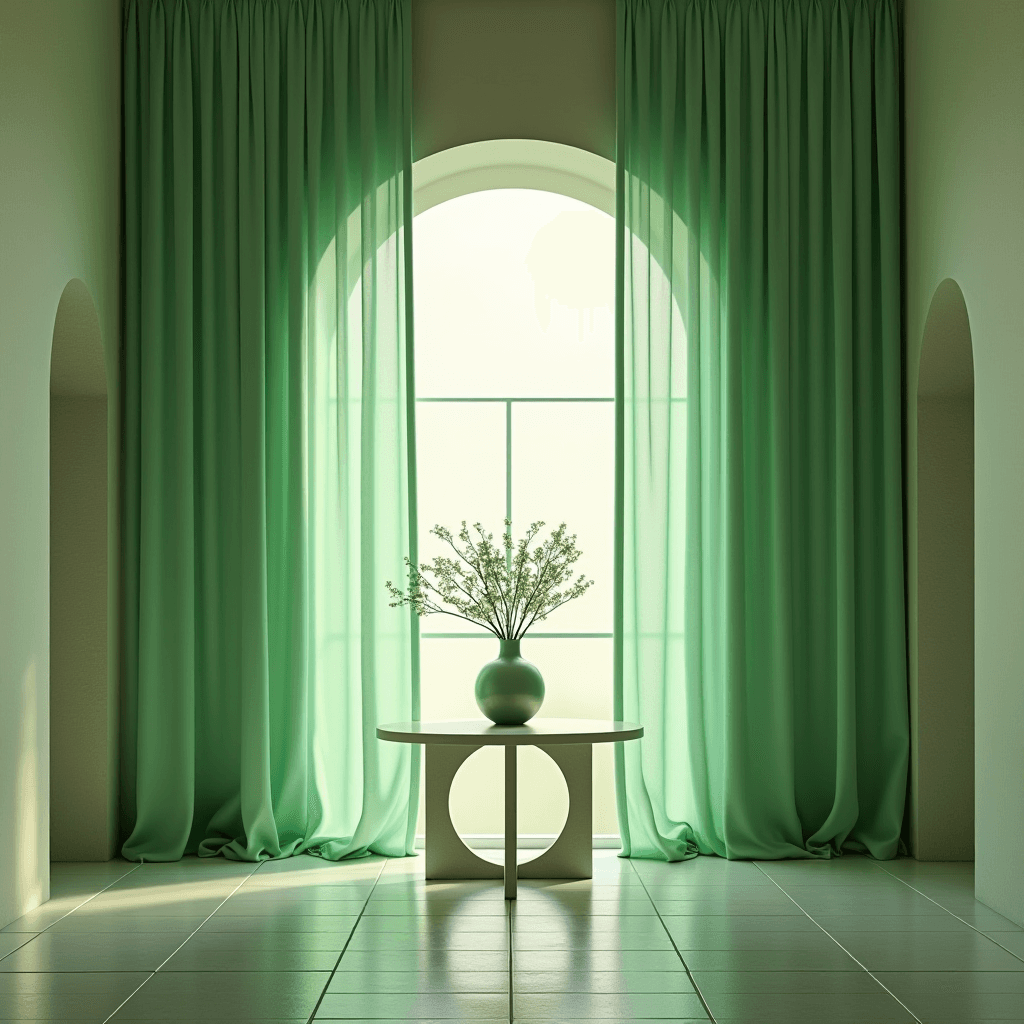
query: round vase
474 638 545 726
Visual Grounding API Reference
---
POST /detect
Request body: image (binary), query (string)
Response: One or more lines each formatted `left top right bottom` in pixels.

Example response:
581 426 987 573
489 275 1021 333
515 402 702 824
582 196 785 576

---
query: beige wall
411 0 616 162
50 395 114 862
905 0 1024 922
0 0 120 926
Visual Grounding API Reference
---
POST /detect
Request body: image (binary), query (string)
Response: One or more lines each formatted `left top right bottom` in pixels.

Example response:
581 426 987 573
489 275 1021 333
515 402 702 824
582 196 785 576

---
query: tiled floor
1 852 1022 1022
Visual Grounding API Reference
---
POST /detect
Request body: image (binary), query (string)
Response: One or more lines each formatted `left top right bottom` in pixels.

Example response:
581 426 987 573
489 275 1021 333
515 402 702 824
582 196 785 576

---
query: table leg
504 743 517 900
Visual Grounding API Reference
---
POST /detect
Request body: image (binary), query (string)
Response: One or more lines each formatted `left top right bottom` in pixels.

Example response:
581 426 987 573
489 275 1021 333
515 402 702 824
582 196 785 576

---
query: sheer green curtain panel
121 0 419 861
615 0 908 860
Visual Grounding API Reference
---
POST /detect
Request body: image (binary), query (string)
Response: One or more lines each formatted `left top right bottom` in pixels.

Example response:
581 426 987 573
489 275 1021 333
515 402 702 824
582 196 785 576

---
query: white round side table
377 719 643 899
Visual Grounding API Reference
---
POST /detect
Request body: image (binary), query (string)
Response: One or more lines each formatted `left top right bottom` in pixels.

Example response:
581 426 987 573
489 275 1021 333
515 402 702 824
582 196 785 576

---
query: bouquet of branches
386 520 593 640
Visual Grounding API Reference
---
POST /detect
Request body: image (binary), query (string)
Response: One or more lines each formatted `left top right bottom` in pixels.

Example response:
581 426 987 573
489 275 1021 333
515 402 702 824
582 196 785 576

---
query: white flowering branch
386 520 594 640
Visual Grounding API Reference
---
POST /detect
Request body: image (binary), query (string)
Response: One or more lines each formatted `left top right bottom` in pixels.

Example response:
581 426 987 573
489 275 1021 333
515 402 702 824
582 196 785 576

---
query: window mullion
505 399 513 575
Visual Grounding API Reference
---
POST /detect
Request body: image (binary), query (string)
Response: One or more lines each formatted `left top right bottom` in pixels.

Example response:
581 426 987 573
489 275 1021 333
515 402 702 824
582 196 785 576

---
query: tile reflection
337 867 509 992
511 877 687 984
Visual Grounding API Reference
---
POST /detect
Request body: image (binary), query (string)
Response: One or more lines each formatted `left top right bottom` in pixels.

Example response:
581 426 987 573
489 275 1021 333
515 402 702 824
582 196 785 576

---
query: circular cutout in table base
448 745 570 865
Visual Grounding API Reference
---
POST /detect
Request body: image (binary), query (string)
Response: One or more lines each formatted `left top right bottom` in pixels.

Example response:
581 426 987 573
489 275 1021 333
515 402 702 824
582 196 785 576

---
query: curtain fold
121 0 419 862
615 0 908 860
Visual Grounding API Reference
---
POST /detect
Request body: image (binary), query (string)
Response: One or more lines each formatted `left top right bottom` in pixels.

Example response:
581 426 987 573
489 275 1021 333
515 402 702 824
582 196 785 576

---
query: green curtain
615 0 908 860
121 0 419 861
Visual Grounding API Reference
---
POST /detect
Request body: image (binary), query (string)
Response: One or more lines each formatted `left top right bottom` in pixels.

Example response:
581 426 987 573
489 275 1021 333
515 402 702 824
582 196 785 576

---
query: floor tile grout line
628 860 717 1023
753 862 924 1023
0 862 144 963
875 862 1024 964
303 854 389 1024
98 858 265 1024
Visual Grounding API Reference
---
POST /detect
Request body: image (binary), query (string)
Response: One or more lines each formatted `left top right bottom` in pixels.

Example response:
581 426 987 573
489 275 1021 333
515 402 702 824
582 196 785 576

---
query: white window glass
415 402 506 567
413 189 615 398
413 188 617 845
448 746 570 861
511 401 614 633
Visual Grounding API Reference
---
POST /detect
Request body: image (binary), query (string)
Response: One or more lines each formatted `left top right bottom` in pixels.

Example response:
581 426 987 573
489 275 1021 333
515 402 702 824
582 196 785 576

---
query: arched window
412 143 618 843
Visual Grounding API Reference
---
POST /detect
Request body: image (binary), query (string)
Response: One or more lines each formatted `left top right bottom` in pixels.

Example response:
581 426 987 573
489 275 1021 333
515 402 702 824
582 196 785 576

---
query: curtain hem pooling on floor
614 0 909 861
120 0 419 862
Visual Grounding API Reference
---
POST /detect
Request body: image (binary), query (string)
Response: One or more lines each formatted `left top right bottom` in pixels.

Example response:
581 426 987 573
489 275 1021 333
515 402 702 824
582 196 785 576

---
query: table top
377 719 644 746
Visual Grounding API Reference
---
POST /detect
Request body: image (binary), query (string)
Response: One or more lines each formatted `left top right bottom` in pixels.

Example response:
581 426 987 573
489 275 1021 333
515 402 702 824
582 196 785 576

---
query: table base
424 742 593 899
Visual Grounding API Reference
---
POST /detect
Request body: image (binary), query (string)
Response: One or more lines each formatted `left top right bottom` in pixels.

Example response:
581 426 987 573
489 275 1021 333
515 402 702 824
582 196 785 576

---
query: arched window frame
410 141 620 843
412 139 617 647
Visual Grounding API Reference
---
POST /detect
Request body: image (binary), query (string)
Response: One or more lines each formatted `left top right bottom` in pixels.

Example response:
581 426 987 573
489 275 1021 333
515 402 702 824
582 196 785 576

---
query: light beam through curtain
121 0 419 861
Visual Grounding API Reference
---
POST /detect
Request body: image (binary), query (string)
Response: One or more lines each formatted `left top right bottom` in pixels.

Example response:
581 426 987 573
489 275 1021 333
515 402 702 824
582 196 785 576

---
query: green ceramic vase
474 638 545 726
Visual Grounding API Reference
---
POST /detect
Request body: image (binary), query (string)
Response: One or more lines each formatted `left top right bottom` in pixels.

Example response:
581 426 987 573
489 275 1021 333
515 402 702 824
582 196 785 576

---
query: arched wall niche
50 280 108 399
914 278 975 861
49 279 116 861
